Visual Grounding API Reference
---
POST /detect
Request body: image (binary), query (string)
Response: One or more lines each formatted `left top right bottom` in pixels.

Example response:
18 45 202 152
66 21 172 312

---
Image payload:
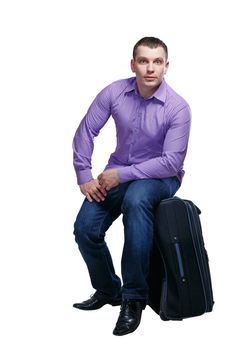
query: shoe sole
73 299 122 310
113 323 140 336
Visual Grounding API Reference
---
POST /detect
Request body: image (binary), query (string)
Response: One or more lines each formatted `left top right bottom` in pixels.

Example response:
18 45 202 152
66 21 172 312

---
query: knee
73 216 104 246
73 216 83 246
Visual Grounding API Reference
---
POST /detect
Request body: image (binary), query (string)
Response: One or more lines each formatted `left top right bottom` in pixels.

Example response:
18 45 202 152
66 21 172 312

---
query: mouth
144 76 156 80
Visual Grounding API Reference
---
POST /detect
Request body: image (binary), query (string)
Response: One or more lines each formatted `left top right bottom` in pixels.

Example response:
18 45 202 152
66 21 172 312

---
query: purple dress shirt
73 77 191 185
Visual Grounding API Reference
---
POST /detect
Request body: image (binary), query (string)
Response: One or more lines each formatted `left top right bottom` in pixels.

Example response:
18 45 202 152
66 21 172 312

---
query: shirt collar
125 77 167 104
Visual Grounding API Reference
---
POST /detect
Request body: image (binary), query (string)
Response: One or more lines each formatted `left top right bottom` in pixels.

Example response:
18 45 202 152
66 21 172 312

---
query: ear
164 61 169 74
130 59 136 73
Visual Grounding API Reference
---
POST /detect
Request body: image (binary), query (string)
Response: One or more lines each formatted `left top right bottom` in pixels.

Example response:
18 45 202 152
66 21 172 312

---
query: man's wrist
116 166 133 183
77 169 93 185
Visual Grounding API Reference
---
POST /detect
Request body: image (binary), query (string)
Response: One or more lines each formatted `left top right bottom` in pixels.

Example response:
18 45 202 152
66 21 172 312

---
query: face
131 45 169 97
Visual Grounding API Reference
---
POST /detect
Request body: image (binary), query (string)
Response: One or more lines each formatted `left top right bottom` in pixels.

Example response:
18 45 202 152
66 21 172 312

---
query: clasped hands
79 168 120 203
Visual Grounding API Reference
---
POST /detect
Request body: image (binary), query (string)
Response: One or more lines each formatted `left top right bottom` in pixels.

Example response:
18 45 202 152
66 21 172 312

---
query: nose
147 62 154 73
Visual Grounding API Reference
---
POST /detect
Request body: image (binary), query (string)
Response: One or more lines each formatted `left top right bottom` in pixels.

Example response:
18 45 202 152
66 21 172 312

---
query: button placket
127 101 142 162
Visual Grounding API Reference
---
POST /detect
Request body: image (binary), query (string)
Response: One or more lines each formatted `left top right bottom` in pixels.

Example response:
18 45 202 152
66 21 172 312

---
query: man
72 37 191 336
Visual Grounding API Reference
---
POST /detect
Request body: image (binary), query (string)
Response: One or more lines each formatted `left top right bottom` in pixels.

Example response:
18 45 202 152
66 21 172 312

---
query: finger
97 174 102 181
85 193 93 203
92 185 106 200
94 189 106 201
97 185 107 196
98 178 104 187
100 180 107 188
89 188 104 202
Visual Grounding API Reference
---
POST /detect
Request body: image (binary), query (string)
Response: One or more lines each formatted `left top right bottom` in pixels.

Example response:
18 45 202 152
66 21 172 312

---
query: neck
136 83 160 99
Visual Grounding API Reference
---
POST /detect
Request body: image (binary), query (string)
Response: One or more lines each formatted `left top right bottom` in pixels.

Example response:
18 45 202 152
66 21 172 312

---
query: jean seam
96 207 115 235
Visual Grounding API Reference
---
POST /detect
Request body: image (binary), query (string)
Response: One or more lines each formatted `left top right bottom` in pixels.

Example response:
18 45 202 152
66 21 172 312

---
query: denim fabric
74 177 180 300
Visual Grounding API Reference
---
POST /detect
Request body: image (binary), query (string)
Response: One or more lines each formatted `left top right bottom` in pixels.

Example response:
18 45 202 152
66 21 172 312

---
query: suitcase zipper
185 201 214 311
174 240 186 281
160 278 168 320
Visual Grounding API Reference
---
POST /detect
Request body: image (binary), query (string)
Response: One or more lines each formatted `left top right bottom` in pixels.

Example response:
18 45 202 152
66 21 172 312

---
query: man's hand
79 179 107 203
97 168 120 191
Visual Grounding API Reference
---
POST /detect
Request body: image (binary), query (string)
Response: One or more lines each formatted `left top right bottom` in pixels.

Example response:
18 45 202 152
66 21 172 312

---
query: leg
73 183 130 298
113 177 180 335
120 177 180 300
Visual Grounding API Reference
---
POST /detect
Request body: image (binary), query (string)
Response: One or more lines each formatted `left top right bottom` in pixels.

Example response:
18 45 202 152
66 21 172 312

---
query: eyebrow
137 56 164 61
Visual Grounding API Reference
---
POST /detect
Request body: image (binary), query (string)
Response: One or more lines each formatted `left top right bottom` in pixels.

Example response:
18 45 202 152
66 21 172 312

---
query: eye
138 59 148 64
154 59 163 65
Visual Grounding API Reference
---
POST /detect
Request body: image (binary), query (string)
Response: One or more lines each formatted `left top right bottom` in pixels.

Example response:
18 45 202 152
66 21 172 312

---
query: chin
145 82 159 88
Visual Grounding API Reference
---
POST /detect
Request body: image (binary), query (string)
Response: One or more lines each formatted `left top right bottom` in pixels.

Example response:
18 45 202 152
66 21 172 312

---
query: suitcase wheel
159 311 183 321
159 311 170 321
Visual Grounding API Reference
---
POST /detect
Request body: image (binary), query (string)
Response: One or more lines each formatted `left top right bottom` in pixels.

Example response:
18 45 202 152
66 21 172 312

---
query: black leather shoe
113 300 146 336
73 293 122 310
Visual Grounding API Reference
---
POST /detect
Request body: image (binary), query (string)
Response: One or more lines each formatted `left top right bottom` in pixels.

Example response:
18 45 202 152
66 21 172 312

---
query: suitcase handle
195 205 201 215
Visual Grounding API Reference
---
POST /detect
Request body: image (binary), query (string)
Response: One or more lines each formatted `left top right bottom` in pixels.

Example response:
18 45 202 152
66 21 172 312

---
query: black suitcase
148 197 214 320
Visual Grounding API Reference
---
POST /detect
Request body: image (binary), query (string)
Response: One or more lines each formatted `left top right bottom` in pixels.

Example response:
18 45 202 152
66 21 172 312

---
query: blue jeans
73 177 180 301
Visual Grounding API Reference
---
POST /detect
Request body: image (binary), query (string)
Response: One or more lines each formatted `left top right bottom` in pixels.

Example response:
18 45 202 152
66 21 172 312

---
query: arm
72 85 112 200
113 105 191 183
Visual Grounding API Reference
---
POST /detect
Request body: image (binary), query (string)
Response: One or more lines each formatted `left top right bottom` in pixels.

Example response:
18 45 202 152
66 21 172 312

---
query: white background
0 0 232 348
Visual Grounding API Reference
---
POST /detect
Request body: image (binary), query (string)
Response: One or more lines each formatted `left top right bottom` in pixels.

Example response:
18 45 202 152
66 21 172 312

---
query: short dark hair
133 37 168 60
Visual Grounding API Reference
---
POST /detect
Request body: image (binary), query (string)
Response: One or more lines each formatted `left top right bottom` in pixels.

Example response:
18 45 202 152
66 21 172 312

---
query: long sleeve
117 105 191 183
72 86 112 184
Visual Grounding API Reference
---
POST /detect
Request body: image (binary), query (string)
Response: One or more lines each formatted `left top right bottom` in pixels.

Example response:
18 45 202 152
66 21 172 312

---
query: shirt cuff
76 169 93 185
117 166 133 183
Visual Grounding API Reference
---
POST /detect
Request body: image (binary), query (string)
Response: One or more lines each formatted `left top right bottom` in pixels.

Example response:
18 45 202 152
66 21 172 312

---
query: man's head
133 37 168 61
131 37 169 98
